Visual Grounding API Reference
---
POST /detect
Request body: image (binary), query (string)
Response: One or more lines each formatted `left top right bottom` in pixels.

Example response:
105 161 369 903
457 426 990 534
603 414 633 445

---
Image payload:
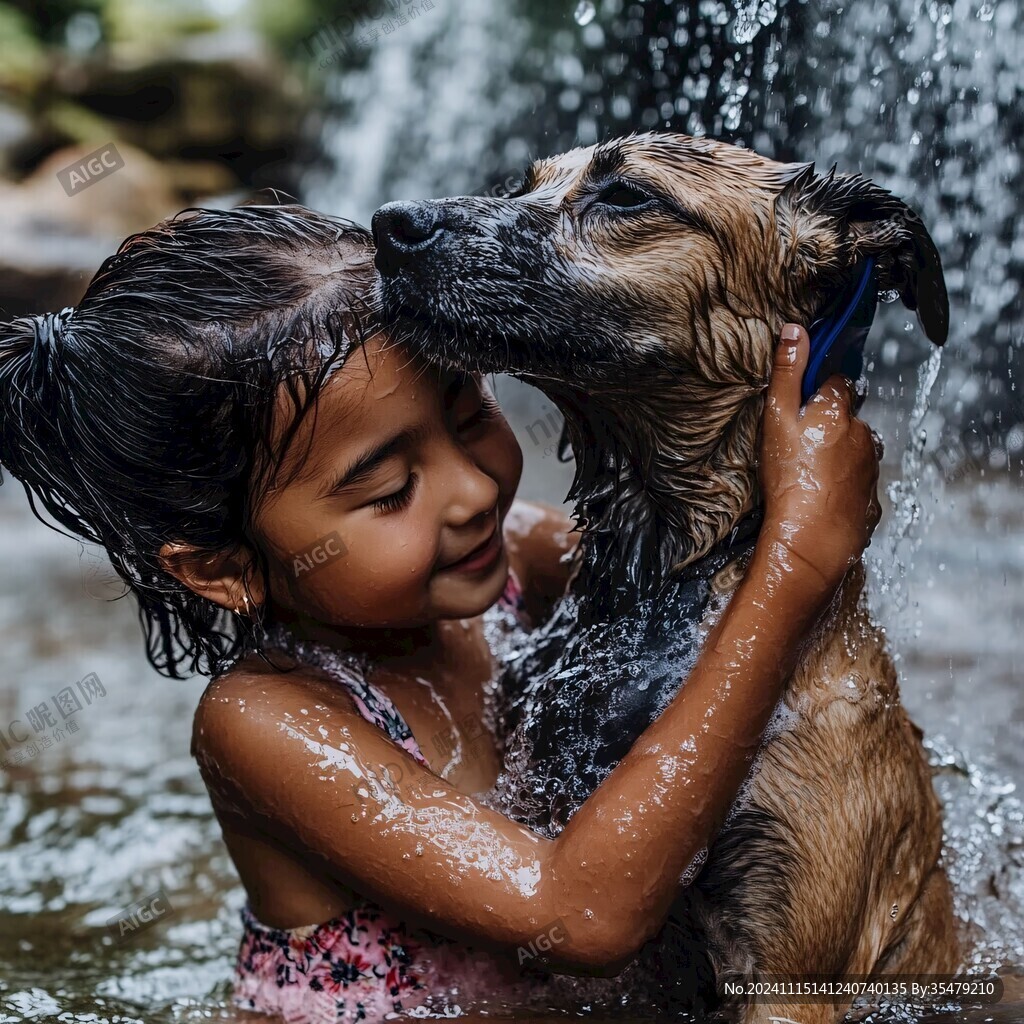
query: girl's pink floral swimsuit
231 573 542 1023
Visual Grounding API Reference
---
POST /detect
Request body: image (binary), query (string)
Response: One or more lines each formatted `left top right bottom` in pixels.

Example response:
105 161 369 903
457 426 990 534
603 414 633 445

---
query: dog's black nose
373 201 445 275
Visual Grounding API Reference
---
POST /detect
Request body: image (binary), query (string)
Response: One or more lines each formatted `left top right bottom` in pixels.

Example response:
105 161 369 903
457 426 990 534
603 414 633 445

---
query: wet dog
372 132 961 1022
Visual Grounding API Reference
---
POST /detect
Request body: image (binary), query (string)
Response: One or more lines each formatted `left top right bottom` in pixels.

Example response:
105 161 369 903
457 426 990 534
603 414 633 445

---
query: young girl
0 204 881 1022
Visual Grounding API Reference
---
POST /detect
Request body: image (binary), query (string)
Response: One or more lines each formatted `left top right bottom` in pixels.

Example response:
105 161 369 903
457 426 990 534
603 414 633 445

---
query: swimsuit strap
259 571 525 769
262 621 430 767
496 566 528 621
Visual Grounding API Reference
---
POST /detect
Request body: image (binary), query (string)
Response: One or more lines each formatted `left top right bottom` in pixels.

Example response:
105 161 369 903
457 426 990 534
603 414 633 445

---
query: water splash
307 0 531 224
308 0 790 213
871 345 945 633
573 1 597 28
927 734 1024 975
728 0 778 44
892 347 945 543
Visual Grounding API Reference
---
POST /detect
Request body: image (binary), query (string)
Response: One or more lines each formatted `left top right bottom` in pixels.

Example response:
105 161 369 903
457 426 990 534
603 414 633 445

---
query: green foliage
0 0 233 52
0 4 46 88
0 0 414 62
0 0 104 44
102 0 223 45
251 0 332 51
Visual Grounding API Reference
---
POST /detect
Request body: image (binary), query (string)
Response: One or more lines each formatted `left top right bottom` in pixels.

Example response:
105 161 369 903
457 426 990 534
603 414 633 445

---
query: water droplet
978 1 995 19
890 902 899 919
726 0 780 44
574 1 596 27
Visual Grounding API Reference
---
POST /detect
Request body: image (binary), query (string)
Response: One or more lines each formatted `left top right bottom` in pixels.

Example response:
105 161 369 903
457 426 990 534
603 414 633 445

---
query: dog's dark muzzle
372 200 450 276
371 195 572 375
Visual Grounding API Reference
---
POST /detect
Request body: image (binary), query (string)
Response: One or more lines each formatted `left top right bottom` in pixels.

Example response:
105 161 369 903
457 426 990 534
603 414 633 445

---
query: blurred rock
47 28 314 197
0 27 317 317
0 142 179 315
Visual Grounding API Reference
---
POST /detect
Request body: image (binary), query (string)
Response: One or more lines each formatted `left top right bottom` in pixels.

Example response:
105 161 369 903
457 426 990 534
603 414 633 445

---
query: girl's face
253 336 523 631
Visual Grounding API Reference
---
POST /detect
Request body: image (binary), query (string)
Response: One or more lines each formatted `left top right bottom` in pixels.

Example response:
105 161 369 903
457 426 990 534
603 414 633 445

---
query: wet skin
180 327 880 974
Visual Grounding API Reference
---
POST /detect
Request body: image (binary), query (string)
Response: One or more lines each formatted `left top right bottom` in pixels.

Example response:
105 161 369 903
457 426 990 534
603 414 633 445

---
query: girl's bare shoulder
191 652 358 765
197 650 305 709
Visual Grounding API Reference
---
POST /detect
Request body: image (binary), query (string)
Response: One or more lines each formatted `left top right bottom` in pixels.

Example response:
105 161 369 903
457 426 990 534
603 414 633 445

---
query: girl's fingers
818 374 857 416
766 323 809 427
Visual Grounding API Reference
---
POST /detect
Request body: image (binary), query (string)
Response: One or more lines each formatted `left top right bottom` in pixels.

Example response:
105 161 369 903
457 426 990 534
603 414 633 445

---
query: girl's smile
438 519 503 575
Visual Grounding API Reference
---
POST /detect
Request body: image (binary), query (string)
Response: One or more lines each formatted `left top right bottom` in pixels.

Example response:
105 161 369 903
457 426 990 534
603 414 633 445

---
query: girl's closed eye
318 453 419 517
370 379 500 515
371 472 418 515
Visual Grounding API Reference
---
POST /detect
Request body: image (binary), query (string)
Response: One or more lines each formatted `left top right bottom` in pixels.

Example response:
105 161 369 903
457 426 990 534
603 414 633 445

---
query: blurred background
0 0 1021 1020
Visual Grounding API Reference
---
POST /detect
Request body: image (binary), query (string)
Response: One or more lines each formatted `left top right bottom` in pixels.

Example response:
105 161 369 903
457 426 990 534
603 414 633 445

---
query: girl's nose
445 452 500 528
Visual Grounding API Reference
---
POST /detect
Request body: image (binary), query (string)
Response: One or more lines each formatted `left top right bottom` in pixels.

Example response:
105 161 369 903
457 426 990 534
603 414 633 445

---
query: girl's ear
774 162 949 347
158 542 265 613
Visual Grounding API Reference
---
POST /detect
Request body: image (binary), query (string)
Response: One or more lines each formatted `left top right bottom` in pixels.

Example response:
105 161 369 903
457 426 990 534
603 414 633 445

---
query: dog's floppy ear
775 162 948 346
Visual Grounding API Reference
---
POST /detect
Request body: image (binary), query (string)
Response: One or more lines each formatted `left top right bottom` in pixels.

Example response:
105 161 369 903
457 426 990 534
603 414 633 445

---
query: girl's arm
194 325 880 974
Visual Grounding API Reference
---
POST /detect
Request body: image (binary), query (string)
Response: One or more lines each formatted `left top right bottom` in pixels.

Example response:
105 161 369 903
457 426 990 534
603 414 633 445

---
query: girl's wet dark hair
0 203 376 678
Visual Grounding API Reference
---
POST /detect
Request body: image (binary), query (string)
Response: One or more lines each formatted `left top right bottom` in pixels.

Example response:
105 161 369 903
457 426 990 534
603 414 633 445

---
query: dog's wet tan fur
689 561 960 1023
374 132 961 1022
509 136 948 576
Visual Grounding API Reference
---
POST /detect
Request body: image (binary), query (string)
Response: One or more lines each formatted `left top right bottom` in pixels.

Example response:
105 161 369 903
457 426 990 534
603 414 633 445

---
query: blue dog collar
801 256 880 405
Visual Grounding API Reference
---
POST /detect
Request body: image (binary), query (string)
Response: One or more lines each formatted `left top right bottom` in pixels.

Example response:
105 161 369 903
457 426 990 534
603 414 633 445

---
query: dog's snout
373 201 445 274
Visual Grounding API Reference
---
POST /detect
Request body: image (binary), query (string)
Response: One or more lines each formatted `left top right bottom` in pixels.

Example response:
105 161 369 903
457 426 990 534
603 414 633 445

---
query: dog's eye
594 184 656 211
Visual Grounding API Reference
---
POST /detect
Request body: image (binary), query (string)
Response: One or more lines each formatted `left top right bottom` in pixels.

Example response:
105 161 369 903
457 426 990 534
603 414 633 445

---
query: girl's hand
759 323 882 590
